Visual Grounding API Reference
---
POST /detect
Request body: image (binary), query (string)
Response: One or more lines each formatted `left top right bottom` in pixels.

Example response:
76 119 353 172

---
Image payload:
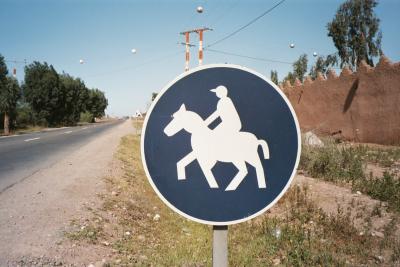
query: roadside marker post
141 64 301 265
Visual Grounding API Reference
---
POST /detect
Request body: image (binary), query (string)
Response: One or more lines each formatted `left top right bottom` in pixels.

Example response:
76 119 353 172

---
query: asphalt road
0 120 125 193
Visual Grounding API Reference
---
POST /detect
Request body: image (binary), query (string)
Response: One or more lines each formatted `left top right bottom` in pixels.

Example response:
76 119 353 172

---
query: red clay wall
281 56 400 145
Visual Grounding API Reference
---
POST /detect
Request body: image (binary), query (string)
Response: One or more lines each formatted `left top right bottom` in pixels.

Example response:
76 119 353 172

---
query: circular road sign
141 64 301 225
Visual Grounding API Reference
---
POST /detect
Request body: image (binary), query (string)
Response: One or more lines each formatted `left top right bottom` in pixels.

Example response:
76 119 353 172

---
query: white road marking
64 131 73 134
24 137 40 142
82 127 88 130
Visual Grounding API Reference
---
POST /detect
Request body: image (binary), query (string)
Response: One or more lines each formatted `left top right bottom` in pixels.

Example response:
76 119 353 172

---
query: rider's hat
210 85 228 95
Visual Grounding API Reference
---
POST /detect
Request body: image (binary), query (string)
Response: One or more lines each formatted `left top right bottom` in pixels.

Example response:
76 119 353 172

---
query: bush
80 111 94 123
15 102 35 128
300 143 365 183
354 172 400 212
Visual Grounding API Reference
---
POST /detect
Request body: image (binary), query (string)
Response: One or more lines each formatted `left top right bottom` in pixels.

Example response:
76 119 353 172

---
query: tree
283 72 296 85
270 70 278 85
23 62 64 126
15 101 35 128
327 0 382 69
0 77 21 135
87 88 108 121
293 54 308 82
0 55 8 133
151 92 158 101
283 54 308 84
0 55 21 135
309 54 338 80
0 54 7 84
60 74 89 125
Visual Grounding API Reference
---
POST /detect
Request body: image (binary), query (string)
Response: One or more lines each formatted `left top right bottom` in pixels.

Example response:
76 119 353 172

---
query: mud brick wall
280 56 400 145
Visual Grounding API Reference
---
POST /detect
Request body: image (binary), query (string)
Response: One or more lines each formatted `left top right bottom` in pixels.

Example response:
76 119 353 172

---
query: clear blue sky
1 0 399 116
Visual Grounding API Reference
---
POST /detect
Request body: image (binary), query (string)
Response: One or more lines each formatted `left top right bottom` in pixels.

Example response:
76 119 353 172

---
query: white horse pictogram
164 103 270 191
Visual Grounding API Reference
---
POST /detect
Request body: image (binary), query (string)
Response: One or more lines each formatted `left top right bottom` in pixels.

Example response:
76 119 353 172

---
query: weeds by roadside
65 132 400 266
300 143 365 183
354 172 400 212
300 139 400 213
361 146 400 168
65 221 104 244
231 185 400 266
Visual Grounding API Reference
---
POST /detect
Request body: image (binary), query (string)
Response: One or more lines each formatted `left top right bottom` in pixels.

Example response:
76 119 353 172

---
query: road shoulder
0 120 133 266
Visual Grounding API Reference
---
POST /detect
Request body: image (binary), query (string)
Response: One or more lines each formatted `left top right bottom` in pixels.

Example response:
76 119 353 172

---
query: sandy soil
0 120 133 266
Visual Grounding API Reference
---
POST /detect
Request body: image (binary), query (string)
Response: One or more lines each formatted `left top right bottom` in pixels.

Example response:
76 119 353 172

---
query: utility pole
178 41 195 72
184 32 190 71
180 27 212 71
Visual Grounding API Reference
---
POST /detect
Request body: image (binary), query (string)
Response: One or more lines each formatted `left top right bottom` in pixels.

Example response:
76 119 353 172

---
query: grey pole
212 225 228 267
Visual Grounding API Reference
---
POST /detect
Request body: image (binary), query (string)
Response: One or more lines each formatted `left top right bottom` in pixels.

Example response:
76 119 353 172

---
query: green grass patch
300 139 400 213
354 172 400 212
361 147 400 168
300 142 365 183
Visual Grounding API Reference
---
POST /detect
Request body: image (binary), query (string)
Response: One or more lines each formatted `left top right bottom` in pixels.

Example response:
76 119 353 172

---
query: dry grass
65 128 400 266
104 134 211 266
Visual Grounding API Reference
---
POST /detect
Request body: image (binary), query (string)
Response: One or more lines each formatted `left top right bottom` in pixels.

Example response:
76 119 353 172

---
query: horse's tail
258 139 270 159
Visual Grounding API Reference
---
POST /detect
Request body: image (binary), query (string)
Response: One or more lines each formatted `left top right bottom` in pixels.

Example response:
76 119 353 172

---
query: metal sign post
213 225 228 267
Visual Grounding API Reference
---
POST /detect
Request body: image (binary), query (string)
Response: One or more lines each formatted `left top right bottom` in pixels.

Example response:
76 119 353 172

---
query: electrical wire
204 48 342 71
209 0 241 27
205 48 292 65
85 50 184 78
5 59 27 64
4 50 184 79
206 0 286 48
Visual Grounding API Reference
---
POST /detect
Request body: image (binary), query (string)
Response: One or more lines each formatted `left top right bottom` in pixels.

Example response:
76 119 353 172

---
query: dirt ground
0 120 133 266
290 174 397 235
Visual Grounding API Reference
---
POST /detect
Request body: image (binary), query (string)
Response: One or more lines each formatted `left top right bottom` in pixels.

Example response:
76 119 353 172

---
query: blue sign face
141 65 301 225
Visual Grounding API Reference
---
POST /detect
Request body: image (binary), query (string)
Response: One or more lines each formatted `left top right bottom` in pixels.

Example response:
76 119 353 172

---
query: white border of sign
141 64 302 225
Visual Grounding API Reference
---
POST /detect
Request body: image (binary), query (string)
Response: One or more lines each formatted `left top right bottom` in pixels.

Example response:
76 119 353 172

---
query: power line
205 48 292 65
4 50 184 79
205 48 343 72
209 0 241 27
86 50 184 78
5 59 27 64
206 0 286 48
